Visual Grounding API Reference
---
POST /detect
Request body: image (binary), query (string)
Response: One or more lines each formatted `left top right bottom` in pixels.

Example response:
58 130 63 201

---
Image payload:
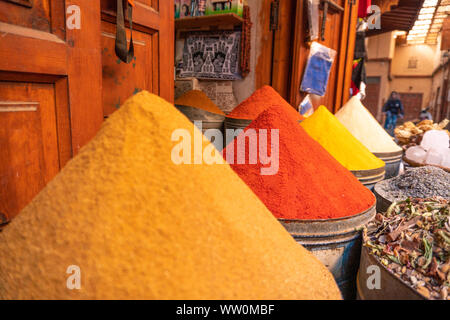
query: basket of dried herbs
361 198 449 300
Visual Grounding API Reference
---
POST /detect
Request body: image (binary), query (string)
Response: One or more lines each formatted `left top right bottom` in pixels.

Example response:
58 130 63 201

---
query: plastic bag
306 0 319 41
299 94 314 118
300 42 336 97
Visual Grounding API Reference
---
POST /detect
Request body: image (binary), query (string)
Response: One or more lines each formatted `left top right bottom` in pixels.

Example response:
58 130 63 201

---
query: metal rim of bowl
358 245 426 300
175 104 226 121
278 202 376 238
373 150 403 160
351 166 386 179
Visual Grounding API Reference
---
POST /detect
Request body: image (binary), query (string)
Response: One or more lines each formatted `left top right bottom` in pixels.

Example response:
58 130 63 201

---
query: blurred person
419 107 433 121
383 91 404 135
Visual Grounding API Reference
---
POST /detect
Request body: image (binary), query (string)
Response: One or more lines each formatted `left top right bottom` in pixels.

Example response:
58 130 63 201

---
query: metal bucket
279 204 376 300
357 246 425 300
175 105 225 150
351 166 386 191
373 183 393 213
373 150 403 179
224 116 252 131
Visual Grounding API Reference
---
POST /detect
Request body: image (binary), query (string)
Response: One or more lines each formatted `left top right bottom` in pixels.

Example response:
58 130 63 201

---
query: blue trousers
384 112 398 136
384 112 398 130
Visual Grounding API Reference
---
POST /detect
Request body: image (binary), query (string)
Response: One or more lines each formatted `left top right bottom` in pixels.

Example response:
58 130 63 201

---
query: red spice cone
223 103 375 220
227 85 304 120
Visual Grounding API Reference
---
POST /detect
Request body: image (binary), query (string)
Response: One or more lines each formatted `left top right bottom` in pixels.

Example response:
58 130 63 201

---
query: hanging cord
115 0 135 63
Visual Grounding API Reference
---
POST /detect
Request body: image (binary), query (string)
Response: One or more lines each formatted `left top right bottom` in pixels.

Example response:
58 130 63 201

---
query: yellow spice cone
300 106 385 171
0 91 341 300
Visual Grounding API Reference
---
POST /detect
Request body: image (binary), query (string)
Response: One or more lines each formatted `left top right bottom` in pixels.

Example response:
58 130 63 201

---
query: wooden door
0 0 174 219
0 0 103 219
399 92 423 123
101 0 174 117
365 76 381 121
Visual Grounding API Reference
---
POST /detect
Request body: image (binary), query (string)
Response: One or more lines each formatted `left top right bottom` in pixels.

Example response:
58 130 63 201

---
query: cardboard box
205 0 244 17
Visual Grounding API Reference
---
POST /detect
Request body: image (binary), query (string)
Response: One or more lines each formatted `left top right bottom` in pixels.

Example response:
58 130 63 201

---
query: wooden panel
0 0 51 32
66 0 103 154
272 0 296 101
255 0 275 90
156 0 174 102
0 81 59 219
100 0 174 108
441 18 450 51
0 22 67 75
335 0 359 112
101 21 153 116
175 13 243 31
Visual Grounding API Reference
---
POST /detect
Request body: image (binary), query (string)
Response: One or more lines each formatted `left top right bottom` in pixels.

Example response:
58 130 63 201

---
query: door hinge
270 0 280 31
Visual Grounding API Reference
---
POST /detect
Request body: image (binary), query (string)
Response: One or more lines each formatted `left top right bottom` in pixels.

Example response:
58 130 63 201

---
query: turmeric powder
0 91 341 300
300 106 385 171
175 90 225 115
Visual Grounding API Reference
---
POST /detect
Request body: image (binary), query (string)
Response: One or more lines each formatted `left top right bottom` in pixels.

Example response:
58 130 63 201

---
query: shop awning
367 0 424 36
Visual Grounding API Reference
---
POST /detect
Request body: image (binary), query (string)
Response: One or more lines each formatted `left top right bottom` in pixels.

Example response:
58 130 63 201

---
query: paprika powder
223 103 375 220
227 85 301 120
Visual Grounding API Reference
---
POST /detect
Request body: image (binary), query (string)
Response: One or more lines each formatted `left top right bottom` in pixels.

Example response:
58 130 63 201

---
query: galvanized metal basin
279 204 376 300
373 183 393 213
175 104 225 150
175 104 225 130
357 246 425 300
351 166 386 191
224 116 252 131
373 150 403 179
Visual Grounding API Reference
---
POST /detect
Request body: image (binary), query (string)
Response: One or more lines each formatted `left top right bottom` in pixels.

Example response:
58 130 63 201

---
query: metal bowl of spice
374 166 450 213
279 203 376 300
358 198 449 300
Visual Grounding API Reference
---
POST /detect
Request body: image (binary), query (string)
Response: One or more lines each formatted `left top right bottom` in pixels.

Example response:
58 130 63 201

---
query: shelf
175 13 243 31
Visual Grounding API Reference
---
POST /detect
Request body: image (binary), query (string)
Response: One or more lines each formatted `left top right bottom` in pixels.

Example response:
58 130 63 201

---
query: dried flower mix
364 198 450 300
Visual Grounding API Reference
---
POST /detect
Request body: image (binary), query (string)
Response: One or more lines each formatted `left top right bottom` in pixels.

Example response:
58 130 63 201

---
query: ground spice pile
336 97 402 154
175 90 225 115
223 103 375 220
227 85 300 120
375 166 450 202
300 106 385 171
0 91 341 300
